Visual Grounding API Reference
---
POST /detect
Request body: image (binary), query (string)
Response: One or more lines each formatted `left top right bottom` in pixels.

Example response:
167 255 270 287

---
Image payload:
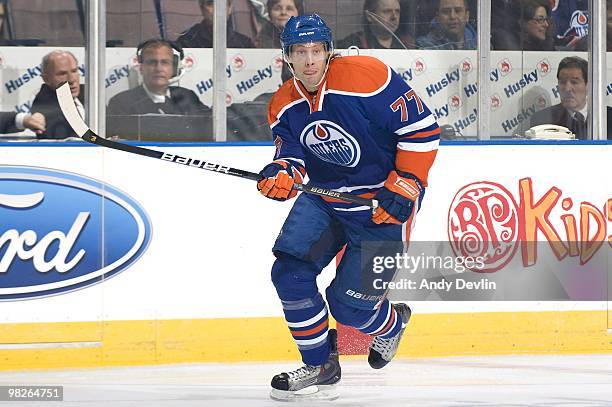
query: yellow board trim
0 311 609 370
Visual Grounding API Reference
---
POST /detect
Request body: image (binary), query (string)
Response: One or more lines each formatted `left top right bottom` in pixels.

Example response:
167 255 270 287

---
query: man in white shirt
106 39 211 139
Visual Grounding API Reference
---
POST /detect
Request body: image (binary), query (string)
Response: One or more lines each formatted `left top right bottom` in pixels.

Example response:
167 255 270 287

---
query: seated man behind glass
337 0 414 49
417 0 476 50
30 50 84 139
530 56 612 140
107 39 211 140
175 0 254 48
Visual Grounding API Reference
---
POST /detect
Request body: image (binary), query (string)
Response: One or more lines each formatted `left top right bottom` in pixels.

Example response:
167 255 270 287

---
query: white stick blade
56 82 89 137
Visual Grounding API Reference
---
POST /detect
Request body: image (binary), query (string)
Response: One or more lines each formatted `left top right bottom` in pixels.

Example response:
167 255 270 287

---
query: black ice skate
270 328 341 401
368 303 411 369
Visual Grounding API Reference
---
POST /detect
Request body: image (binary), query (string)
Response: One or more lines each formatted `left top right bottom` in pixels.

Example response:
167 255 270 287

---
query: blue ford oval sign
0 166 152 300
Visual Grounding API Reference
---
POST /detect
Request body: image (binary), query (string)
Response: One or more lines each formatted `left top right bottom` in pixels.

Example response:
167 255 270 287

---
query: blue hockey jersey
267 55 439 211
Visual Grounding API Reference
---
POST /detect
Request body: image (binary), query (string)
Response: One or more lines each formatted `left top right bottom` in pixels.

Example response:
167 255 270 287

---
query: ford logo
0 166 152 300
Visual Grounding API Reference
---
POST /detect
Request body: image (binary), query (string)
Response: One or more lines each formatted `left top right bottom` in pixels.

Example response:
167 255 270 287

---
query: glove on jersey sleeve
372 170 422 224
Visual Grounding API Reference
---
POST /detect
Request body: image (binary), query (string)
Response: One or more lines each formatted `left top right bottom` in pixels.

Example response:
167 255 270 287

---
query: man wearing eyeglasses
416 0 476 50
108 40 208 117
106 40 211 140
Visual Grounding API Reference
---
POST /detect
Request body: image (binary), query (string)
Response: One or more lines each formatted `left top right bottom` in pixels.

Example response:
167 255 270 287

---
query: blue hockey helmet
280 13 333 57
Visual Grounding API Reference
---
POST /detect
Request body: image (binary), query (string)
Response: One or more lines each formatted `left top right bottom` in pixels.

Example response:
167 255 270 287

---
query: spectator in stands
256 0 303 48
176 0 254 48
336 0 415 49
551 0 588 50
491 0 515 46
492 0 554 51
417 0 476 50
529 56 604 140
607 0 612 51
0 111 46 135
31 50 84 139
107 39 211 138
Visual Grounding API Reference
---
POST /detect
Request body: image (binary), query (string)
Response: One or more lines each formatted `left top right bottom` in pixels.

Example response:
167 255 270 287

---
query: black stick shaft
82 131 377 208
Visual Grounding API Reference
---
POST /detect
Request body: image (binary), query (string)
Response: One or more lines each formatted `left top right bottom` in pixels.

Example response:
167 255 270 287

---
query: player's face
437 0 469 39
524 6 550 42
269 0 299 30
288 43 329 92
140 46 174 93
558 67 587 111
43 53 80 97
371 0 400 34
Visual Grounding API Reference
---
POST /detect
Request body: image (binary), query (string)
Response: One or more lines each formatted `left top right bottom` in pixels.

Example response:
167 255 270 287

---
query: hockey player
257 13 439 401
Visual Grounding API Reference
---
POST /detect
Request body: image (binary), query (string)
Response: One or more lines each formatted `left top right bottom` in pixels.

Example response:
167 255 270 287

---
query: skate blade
270 384 339 402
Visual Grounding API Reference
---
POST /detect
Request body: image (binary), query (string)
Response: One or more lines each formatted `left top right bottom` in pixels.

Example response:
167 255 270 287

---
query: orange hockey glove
372 171 422 224
257 160 305 201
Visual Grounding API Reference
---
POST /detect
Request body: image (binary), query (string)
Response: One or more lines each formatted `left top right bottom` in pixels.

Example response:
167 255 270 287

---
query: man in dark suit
530 56 611 140
107 39 211 139
175 0 254 48
0 111 46 135
31 50 84 139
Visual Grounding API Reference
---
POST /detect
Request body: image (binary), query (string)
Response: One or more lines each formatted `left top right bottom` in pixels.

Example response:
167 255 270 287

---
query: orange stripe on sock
376 307 396 336
291 319 329 337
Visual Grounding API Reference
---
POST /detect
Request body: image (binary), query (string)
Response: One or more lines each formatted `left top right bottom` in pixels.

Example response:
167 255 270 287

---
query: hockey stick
56 83 377 209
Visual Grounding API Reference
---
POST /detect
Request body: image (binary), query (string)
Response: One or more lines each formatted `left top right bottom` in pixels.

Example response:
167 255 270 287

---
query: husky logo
272 55 284 72
449 94 462 110
232 54 246 72
412 58 427 75
301 120 361 167
183 54 196 71
536 94 547 108
490 94 502 111
538 59 550 75
460 58 472 74
0 166 151 300
498 59 512 76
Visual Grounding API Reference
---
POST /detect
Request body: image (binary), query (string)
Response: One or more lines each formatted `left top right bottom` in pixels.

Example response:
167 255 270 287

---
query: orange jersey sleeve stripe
401 127 441 140
395 149 438 186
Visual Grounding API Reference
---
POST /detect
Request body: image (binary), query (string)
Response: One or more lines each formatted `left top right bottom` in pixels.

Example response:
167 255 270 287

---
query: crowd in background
0 0 597 51
0 0 607 141
162 0 595 52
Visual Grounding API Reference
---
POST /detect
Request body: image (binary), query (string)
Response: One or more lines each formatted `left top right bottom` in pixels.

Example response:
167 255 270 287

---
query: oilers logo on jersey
300 120 361 167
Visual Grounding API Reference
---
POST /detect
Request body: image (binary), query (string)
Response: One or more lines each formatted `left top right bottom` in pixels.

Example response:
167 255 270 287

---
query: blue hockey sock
281 293 330 366
357 300 402 339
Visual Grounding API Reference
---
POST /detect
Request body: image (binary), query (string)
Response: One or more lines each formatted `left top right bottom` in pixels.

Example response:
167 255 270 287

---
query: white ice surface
0 355 610 406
